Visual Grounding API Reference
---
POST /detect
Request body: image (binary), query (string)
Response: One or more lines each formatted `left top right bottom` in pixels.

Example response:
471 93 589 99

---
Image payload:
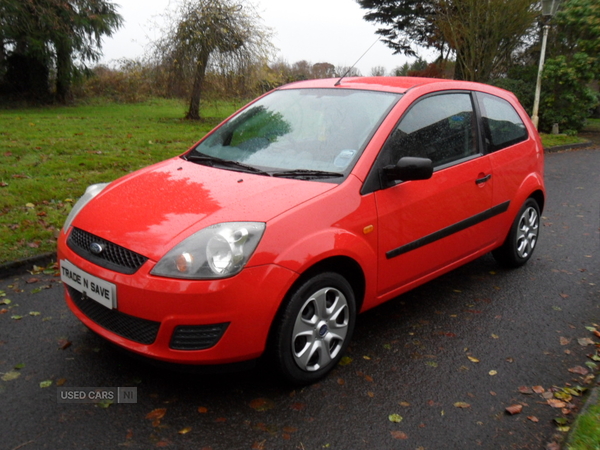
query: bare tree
436 0 537 81
152 0 274 120
358 0 538 82
370 65 386 76
312 62 336 78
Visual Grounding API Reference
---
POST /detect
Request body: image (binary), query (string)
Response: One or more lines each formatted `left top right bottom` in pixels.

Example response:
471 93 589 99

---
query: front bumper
58 232 296 366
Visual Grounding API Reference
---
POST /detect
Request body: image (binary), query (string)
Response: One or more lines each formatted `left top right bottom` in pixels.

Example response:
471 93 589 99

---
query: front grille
170 323 229 350
67 227 148 274
68 286 160 345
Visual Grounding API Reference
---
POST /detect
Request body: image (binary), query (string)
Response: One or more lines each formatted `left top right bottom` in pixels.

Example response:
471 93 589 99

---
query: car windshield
187 88 400 178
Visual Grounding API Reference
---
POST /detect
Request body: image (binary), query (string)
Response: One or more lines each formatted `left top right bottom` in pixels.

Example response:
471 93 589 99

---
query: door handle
476 174 492 184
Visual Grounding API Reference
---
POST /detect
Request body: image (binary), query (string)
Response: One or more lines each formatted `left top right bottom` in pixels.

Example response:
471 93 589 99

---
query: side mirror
382 156 433 186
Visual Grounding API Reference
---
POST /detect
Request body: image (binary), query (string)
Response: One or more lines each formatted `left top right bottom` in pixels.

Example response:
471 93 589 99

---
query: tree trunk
55 40 73 104
185 53 210 120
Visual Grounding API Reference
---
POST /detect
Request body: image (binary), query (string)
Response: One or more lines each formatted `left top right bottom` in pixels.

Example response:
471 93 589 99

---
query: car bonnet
70 157 337 262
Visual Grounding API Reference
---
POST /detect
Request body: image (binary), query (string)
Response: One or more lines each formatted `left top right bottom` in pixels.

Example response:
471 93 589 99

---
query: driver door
374 92 495 298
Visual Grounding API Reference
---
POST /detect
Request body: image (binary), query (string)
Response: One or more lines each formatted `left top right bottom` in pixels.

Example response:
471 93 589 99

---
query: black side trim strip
386 200 510 259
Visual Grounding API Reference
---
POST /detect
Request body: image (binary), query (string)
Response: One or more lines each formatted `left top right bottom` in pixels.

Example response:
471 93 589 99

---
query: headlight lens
62 183 109 233
151 222 266 279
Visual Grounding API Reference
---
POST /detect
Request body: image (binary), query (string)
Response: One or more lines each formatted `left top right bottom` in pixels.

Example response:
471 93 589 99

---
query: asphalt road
1 147 599 450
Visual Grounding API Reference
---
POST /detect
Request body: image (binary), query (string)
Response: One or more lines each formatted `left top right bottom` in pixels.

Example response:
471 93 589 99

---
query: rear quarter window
477 93 528 152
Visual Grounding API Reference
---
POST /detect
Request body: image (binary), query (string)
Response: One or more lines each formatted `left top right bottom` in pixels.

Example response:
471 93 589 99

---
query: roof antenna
334 37 380 86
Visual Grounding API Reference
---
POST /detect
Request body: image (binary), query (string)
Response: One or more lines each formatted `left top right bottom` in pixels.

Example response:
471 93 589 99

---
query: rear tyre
273 272 356 385
492 198 540 268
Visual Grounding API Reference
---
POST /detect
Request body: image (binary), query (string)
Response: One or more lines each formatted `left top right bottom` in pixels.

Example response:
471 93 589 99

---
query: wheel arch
529 189 545 213
266 255 366 349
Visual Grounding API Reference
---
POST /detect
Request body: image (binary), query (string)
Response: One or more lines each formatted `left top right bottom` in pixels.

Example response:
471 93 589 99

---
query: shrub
540 53 599 133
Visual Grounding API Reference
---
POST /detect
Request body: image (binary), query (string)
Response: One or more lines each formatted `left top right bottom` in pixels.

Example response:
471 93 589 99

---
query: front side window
381 93 478 168
189 88 400 178
477 92 528 152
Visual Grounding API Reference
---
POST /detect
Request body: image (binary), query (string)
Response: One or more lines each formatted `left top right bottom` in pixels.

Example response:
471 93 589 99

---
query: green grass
540 132 589 148
566 391 600 450
0 98 244 264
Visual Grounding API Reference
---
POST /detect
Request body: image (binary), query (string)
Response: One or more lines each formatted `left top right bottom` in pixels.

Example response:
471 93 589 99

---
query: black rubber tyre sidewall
273 272 356 385
492 198 540 268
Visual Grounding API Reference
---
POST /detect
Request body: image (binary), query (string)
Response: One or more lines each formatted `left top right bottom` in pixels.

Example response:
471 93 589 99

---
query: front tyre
492 198 540 268
274 272 356 385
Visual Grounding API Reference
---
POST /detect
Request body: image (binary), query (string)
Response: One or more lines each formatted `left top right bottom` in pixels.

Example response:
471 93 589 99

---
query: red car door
371 92 497 300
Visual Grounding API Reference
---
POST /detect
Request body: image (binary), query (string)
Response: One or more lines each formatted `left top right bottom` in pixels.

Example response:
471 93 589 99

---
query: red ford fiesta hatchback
58 77 545 384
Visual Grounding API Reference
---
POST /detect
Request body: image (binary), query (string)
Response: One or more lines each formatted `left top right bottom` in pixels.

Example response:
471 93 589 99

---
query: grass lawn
566 389 600 449
540 132 589 148
0 98 244 264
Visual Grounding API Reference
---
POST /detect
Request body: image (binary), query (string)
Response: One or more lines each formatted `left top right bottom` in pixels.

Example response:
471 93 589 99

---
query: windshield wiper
183 153 271 176
270 169 344 180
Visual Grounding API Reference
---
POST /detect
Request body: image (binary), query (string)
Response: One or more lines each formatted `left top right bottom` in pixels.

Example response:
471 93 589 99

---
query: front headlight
62 183 110 234
150 222 266 279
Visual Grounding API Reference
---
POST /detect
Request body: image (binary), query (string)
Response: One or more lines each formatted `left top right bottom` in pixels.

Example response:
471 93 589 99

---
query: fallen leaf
532 386 545 394
454 402 471 409
554 391 573 402
489 370 498 376
338 356 353 366
178 427 192 435
560 337 570 345
1 371 20 381
290 402 305 411
56 378 67 386
468 356 479 363
528 416 539 423
145 408 167 421
11 315 23 320
97 399 113 409
58 339 72 350
390 431 408 439
568 366 589 376
29 311 41 316
249 398 275 412
519 386 533 395
388 414 403 423
547 399 566 408
505 404 523 415
39 380 52 388
578 338 595 346
197 406 208 413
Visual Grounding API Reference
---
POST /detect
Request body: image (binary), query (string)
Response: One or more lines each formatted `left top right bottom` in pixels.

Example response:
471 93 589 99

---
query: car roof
278 76 507 97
